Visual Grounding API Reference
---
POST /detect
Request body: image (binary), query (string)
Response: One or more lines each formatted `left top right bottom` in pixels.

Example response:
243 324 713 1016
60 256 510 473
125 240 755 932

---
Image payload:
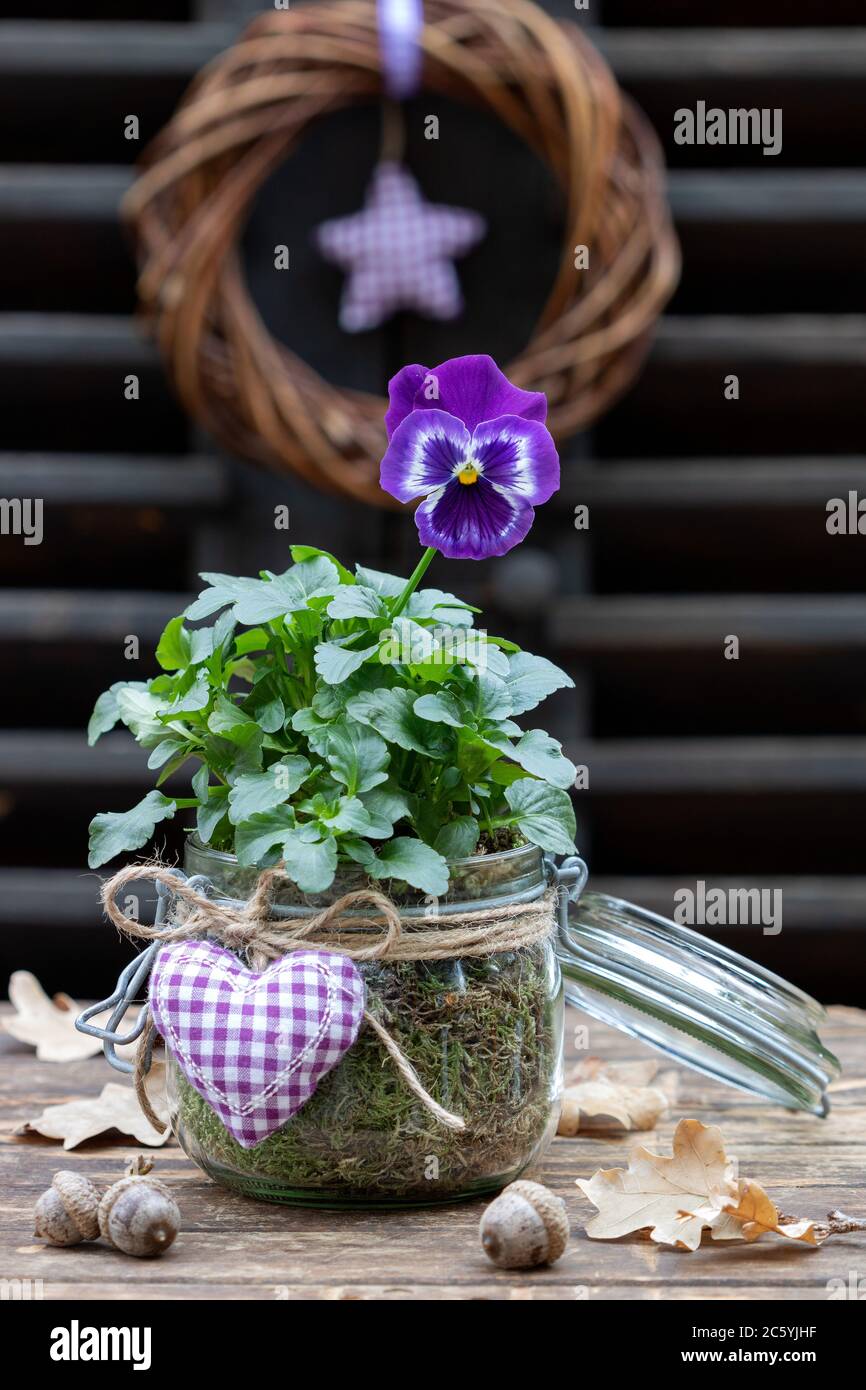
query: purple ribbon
378 0 423 100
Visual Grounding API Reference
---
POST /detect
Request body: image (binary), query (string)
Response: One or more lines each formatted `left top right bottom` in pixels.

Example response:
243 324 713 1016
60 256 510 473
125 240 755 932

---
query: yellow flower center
457 463 480 485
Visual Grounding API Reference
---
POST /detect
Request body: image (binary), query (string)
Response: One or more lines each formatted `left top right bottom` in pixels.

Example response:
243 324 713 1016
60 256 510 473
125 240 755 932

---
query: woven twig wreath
125 0 680 508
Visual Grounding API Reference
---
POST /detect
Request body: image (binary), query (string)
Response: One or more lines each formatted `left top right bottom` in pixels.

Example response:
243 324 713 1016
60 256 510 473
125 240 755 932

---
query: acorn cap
479 1179 569 1269
34 1170 101 1246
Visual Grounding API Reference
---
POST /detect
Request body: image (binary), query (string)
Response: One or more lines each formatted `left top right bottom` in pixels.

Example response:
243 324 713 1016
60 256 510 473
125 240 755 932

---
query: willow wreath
124 0 680 506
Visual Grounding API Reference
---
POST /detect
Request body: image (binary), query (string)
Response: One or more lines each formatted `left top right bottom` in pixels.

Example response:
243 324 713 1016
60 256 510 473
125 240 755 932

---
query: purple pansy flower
380 356 559 560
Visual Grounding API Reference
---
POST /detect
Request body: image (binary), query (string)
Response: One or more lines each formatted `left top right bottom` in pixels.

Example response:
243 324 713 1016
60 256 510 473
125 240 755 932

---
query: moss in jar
174 938 560 1201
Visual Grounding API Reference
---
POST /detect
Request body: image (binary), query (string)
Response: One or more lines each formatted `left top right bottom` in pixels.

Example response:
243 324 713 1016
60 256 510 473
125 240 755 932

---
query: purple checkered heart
149 941 365 1148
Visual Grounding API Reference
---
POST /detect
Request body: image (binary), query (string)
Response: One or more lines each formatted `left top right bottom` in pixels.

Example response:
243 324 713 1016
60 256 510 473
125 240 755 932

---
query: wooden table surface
2 1004 864 1301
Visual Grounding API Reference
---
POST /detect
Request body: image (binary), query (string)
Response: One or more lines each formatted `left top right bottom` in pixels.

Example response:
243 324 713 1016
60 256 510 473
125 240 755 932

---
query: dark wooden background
1 0 865 1003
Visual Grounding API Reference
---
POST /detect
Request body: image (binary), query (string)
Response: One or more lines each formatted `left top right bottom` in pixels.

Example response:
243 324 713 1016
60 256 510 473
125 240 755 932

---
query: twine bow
102 863 557 1136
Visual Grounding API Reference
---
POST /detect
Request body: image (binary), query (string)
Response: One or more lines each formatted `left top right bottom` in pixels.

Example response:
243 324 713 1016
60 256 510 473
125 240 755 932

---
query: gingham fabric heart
149 941 365 1148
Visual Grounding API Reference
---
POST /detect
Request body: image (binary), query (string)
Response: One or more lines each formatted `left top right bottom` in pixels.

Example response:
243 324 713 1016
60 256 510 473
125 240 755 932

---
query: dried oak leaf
2 971 108 1062
577 1117 738 1250
558 1057 679 1136
570 1057 661 1087
16 1069 169 1150
699 1179 819 1246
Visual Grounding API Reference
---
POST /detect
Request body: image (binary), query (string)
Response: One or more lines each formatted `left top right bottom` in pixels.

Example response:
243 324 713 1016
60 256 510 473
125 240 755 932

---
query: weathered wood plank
559 458 866 508
8 167 866 229
3 312 863 369
552 596 866 651
0 592 191 643
653 315 866 365
0 455 228 507
586 877 866 933
1 23 864 81
0 314 155 366
668 170 866 222
563 738 866 793
1 1008 863 1299
0 732 158 786
0 22 234 76
598 27 866 79
603 0 862 25
0 165 130 218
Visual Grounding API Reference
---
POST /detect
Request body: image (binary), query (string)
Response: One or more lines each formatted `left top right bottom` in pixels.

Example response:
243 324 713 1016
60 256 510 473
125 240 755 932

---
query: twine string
103 863 556 1133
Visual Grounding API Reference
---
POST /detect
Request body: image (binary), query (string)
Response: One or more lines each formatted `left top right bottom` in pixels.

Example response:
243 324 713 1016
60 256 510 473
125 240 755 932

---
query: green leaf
116 686 167 745
380 617 440 668
315 794 385 836
280 830 338 894
347 688 447 757
413 691 465 729
207 693 258 741
434 816 479 861
234 805 296 866
486 634 521 654
189 627 216 666
188 610 235 667
504 729 577 790
146 737 186 770
291 545 355 586
504 652 574 716
88 791 176 869
465 640 510 678
354 565 405 597
233 627 269 657
405 587 477 627
195 777 229 845
326 585 384 621
87 681 137 745
341 837 378 872
233 556 340 624
370 838 449 896
455 731 501 783
227 755 311 824
406 657 453 686
471 672 512 723
310 685 343 719
315 666 396 715
251 693 285 736
314 639 379 685
504 780 576 855
242 675 285 735
204 730 263 779
290 706 332 756
191 765 210 802
360 783 411 832
166 672 210 714
155 616 191 671
324 720 389 795
185 574 263 622
487 760 529 788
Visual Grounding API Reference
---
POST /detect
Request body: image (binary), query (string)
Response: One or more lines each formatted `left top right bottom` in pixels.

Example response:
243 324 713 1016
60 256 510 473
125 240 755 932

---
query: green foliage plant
88 544 577 892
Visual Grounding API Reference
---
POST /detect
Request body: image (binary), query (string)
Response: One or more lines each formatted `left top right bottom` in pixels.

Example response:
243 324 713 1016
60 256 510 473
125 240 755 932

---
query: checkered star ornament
314 161 486 332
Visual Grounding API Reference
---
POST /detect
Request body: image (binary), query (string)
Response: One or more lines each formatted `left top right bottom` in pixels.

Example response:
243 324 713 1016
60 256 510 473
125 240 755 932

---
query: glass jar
81 843 841 1209
167 839 563 1207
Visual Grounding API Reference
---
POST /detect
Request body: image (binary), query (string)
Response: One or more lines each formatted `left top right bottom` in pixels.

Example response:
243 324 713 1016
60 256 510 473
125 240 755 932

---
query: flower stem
391 547 437 619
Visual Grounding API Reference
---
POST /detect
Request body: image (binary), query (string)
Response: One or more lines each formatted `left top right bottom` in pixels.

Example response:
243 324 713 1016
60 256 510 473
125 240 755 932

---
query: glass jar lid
554 858 840 1116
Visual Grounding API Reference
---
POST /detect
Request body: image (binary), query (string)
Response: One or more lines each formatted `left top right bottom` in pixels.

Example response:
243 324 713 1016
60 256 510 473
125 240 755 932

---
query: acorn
97 1156 180 1258
34 1170 101 1247
479 1179 569 1269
